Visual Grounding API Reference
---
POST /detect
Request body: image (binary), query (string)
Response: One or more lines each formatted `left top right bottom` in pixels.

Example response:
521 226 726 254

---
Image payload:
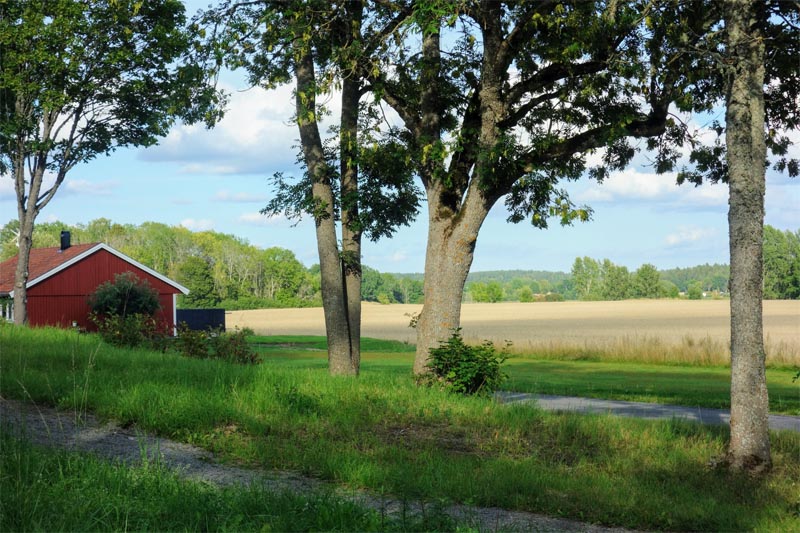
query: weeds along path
1 397 634 533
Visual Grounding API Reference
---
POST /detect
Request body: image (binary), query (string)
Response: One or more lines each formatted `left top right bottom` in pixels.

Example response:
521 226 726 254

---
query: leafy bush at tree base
420 329 508 396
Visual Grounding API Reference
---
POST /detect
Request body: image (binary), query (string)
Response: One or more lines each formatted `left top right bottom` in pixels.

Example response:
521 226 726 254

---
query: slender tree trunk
295 52 355 376
12 215 33 325
724 0 770 473
339 75 362 375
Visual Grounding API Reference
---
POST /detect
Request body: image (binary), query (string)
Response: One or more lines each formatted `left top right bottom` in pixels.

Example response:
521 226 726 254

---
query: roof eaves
13 243 189 296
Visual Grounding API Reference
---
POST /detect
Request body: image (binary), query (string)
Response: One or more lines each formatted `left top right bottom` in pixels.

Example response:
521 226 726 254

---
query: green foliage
174 325 259 365
89 313 168 350
421 330 508 396
687 282 704 300
763 226 800 299
88 272 160 318
659 280 681 299
632 264 661 299
468 281 504 303
601 260 632 300
177 256 219 308
659 263 730 293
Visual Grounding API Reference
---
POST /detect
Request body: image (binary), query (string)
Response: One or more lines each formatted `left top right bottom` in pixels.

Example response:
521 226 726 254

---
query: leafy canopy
0 0 222 206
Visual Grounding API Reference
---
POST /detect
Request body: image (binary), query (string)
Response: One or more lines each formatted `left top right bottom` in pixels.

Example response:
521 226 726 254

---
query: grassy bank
1 325 799 531
0 433 454 532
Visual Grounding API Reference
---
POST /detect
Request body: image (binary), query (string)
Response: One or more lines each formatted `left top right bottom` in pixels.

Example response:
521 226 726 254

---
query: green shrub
174 324 210 359
421 329 508 396
174 324 259 365
88 272 160 318
89 312 168 349
208 327 259 365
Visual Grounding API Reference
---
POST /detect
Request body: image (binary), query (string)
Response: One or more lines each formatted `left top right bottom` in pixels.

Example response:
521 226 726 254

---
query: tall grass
502 333 800 368
2 325 799 531
0 433 456 532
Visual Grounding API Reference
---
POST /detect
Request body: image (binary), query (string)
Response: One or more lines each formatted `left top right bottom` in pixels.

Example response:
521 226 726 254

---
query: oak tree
366 1 717 372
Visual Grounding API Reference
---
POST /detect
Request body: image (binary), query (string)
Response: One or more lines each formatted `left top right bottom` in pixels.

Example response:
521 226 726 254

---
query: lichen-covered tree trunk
295 52 356 376
724 0 771 473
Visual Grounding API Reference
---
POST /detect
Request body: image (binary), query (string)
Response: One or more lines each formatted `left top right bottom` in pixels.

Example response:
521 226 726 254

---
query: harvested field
229 300 800 365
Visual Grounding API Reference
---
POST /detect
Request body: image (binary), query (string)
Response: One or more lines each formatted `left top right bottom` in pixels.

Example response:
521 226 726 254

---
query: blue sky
1 7 798 274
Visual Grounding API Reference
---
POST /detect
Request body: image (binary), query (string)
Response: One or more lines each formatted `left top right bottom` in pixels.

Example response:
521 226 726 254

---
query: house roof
0 243 189 297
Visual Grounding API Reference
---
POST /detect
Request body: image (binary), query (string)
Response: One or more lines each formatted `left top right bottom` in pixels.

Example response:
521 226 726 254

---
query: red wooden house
0 235 188 331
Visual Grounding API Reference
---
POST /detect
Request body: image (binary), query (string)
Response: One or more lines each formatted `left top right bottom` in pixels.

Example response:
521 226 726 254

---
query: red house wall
26 249 179 331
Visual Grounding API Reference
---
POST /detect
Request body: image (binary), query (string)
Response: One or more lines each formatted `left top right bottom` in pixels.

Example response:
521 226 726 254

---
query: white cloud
139 82 340 176
577 169 728 210
65 179 119 196
213 190 269 203
665 226 719 247
0 176 13 200
238 212 286 226
180 218 215 231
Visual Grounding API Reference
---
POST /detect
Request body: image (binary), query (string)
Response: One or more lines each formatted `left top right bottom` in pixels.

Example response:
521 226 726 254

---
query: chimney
60 230 71 251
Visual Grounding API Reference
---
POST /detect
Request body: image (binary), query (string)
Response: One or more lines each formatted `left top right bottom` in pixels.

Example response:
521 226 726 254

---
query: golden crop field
229 299 800 365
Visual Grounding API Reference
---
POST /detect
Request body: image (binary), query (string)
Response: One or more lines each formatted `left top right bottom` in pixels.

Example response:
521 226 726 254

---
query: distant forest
2 219 797 308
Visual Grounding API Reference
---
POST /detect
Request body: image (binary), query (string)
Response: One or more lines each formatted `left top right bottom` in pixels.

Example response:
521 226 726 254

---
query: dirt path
1 397 633 533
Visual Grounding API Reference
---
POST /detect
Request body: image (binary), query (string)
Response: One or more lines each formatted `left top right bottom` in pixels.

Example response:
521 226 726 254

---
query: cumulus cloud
577 169 728 210
180 218 215 231
65 179 119 196
139 83 342 176
665 226 719 247
213 190 269 203
238 211 286 226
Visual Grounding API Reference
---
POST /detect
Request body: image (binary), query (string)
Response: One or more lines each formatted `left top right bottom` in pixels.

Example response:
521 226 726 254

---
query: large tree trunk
295 52 357 376
724 0 770 473
414 185 490 375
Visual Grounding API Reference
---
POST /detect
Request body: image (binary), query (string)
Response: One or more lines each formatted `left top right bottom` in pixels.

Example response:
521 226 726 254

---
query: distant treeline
457 226 798 302
2 220 797 308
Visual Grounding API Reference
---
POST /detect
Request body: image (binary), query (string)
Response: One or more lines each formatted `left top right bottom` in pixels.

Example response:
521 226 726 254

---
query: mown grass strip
2 325 799 531
504 359 800 415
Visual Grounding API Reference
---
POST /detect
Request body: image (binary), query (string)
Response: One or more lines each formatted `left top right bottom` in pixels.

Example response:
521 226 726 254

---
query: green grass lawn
504 359 800 415
249 334 800 415
2 325 799 531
